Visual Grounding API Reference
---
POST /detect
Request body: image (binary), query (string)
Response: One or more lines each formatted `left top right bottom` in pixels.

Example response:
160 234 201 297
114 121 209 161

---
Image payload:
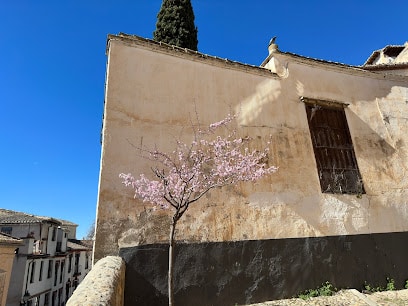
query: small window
85 253 89 269
47 260 53 279
65 281 70 303
30 262 36 283
68 254 72 273
52 291 57 306
303 98 364 194
60 260 64 284
51 227 56 241
39 261 43 281
44 292 50 306
0 227 12 235
74 253 80 274
54 261 59 286
58 288 62 306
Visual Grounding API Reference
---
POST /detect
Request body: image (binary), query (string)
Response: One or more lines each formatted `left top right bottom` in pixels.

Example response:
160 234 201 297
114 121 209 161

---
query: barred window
303 98 364 195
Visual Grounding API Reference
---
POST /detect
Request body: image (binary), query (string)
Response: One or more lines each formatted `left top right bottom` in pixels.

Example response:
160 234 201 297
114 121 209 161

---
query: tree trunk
168 218 177 306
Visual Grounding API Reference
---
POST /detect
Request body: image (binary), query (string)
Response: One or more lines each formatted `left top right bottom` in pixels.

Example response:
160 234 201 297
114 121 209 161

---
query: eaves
262 49 408 82
107 33 278 79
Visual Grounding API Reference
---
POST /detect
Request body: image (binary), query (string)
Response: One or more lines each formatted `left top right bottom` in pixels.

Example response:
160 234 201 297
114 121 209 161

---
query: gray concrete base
119 231 408 306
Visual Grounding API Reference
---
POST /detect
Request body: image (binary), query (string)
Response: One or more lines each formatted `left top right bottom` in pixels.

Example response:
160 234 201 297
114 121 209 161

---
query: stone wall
67 256 125 306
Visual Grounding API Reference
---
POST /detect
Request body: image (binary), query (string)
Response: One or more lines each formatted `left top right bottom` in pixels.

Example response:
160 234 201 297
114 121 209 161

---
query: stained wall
94 34 408 304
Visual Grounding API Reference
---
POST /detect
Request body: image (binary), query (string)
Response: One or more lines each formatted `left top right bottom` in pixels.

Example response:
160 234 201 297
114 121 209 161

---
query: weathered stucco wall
94 34 408 304
95 36 283 259
95 35 408 260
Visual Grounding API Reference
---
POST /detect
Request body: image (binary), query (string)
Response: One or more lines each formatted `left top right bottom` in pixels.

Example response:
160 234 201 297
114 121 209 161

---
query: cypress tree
153 0 198 51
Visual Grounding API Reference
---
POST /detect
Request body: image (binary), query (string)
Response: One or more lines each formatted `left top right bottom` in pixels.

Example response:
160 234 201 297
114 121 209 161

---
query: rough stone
67 256 125 306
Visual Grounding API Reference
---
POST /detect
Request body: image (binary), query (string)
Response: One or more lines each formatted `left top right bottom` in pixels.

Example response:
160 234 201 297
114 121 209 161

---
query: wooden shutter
305 104 364 194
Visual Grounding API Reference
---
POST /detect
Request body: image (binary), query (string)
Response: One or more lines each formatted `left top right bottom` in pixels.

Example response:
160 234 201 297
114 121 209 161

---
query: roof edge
262 49 408 81
107 33 278 78
0 233 24 245
362 63 408 71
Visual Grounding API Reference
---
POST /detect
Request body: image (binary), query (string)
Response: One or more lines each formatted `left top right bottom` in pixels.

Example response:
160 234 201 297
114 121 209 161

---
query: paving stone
246 289 408 306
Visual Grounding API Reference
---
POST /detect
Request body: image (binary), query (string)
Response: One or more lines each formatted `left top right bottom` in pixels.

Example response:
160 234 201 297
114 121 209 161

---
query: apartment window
74 253 80 274
54 261 59 286
44 292 50 306
85 253 89 269
58 288 62 306
303 98 364 194
65 281 70 303
30 262 36 283
39 261 44 281
60 260 64 284
56 242 62 252
68 254 72 273
47 260 53 279
52 291 57 306
0 227 12 235
52 227 56 241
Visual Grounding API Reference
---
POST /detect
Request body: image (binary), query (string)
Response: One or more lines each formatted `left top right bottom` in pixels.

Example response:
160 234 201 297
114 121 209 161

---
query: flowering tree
119 114 277 306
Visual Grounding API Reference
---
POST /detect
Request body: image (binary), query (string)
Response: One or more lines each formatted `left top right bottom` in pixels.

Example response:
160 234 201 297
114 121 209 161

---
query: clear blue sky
1 1 407 239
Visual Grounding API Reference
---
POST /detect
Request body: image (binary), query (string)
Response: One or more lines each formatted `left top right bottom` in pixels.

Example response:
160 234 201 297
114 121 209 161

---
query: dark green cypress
153 0 198 51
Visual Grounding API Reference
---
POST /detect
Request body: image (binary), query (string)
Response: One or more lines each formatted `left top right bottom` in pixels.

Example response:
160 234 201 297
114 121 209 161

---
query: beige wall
67 256 124 306
0 242 21 306
94 35 408 260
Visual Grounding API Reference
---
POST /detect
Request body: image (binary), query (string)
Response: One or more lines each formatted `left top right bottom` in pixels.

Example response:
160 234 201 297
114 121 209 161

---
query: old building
94 34 408 305
0 233 23 306
0 209 92 306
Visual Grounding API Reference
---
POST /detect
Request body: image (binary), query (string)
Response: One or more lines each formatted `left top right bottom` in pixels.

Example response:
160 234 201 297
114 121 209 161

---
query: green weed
298 281 337 300
364 278 396 293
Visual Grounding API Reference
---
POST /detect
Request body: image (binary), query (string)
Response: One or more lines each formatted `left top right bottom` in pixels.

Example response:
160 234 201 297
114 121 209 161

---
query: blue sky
1 1 407 239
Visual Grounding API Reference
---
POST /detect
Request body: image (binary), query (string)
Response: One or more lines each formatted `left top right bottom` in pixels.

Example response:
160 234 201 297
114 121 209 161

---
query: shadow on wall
347 107 405 193
119 232 408 306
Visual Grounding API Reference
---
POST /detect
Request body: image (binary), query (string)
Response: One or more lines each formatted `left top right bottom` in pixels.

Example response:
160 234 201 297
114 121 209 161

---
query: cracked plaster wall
94 37 408 261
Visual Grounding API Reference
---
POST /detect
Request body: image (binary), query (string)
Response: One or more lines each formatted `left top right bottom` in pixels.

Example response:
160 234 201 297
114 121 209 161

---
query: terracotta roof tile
0 208 62 225
67 239 93 250
0 232 23 245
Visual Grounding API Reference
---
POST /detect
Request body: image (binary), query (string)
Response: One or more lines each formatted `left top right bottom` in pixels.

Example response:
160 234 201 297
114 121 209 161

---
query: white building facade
0 209 92 306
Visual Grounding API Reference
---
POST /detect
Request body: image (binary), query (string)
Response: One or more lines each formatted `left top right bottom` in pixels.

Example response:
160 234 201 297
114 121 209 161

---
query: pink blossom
120 114 277 217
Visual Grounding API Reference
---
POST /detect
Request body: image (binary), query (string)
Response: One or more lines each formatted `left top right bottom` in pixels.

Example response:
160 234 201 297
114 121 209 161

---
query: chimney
268 36 278 54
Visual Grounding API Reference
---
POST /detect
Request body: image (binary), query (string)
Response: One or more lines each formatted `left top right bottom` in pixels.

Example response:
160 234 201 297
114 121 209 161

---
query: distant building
364 41 408 70
0 209 92 306
0 233 23 306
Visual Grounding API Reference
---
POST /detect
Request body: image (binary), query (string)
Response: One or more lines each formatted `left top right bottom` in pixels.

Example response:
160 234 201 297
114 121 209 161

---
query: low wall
120 232 408 306
67 256 125 306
